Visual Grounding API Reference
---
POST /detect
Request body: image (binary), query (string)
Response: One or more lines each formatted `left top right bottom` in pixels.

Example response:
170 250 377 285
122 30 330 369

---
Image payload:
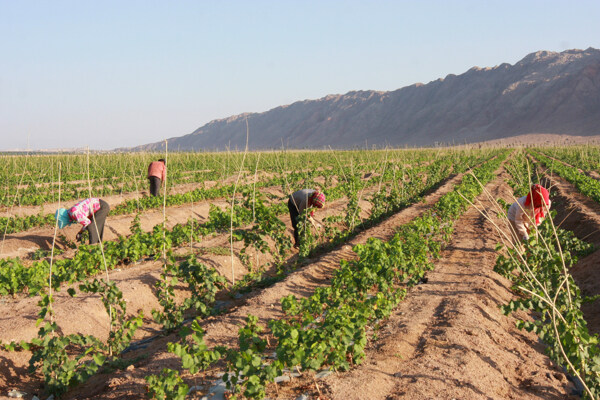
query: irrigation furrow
321 166 577 400
529 155 600 246
62 168 469 399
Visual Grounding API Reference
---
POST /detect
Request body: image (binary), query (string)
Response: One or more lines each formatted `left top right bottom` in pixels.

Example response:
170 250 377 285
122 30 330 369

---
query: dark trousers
288 198 300 245
86 199 110 244
149 176 162 196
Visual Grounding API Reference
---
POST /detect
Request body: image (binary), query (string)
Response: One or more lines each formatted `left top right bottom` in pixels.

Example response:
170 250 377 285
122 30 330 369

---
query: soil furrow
59 172 465 399
0 170 458 398
0 170 382 259
533 161 600 337
320 168 577 400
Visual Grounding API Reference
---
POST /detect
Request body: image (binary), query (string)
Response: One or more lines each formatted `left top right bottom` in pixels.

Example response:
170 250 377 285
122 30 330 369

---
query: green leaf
92 353 106 366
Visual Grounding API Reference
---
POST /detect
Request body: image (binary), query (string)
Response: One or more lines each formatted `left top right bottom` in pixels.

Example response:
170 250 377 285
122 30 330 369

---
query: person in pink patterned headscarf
55 198 110 244
507 184 551 242
288 189 326 248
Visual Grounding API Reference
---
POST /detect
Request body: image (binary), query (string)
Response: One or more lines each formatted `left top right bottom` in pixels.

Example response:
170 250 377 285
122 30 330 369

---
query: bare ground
538 170 600 338
0 181 213 219
0 170 367 260
0 182 288 260
0 169 462 399
315 169 578 400
1 162 598 399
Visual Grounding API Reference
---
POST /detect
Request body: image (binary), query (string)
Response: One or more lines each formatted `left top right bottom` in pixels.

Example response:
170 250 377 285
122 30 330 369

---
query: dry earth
315 168 581 400
0 180 381 398
1 159 599 400
60 168 467 400
534 165 600 339
0 168 382 260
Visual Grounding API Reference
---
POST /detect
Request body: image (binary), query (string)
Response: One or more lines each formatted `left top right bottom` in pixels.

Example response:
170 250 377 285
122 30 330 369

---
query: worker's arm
71 214 90 242
514 207 530 240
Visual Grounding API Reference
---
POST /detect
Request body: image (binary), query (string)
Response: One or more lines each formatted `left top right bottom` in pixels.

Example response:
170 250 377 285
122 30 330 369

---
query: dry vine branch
162 140 168 261
459 163 595 399
48 162 62 327
229 117 250 284
86 147 112 342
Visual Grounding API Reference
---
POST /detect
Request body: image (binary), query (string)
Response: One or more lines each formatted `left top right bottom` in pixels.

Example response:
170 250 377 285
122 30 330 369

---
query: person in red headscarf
507 184 551 242
288 189 326 248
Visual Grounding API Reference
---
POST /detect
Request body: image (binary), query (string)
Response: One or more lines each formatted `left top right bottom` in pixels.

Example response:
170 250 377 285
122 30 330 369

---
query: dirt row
0 186 376 342
0 181 388 396
60 168 467 400
534 162 600 338
0 168 261 219
536 151 600 182
3 161 598 399
315 167 581 400
66 164 581 399
0 168 456 398
95 163 600 400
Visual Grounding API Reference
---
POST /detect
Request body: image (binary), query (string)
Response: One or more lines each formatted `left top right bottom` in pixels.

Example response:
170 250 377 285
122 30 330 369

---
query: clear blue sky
1 0 599 151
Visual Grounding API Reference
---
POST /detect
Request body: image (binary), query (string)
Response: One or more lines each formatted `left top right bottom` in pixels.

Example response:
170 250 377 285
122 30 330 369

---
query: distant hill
131 48 600 151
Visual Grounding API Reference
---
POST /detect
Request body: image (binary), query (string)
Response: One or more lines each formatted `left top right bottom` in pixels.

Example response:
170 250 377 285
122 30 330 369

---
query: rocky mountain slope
133 48 600 151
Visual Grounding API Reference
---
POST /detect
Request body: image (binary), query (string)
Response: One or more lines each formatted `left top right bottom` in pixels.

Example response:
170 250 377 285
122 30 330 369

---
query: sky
1 1 599 151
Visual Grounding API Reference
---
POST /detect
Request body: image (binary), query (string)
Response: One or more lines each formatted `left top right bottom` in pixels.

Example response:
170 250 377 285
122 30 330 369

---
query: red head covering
524 184 550 224
311 191 326 208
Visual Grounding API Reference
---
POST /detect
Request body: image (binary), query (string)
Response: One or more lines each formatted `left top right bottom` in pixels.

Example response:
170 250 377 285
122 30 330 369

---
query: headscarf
524 184 550 224
311 191 326 208
55 208 74 229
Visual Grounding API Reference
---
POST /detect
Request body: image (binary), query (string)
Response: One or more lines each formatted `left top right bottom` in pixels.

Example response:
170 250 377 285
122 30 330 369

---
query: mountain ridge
129 47 600 151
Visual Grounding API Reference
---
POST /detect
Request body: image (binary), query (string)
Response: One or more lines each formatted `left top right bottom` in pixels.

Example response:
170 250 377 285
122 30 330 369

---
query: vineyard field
1 147 600 400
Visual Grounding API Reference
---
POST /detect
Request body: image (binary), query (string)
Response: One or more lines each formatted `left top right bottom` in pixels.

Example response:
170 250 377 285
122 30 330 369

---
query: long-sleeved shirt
148 161 166 181
507 195 551 240
68 198 101 227
289 189 316 214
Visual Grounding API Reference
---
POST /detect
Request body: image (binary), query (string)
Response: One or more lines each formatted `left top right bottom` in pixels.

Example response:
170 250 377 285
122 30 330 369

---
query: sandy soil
55 172 464 400
0 170 386 260
0 179 383 398
1 157 598 400
0 181 211 219
69 164 584 400
537 152 600 183
313 169 578 400
536 168 600 338
0 192 370 343
0 168 458 399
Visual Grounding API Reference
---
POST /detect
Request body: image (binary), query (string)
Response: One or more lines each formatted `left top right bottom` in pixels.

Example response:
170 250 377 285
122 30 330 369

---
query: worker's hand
309 217 323 230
